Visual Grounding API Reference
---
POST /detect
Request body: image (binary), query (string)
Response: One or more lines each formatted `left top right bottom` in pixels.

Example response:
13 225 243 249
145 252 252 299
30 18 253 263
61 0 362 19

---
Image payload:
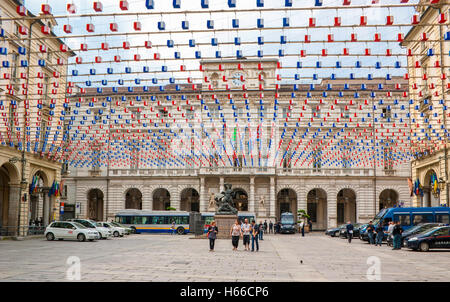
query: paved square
0 233 448 282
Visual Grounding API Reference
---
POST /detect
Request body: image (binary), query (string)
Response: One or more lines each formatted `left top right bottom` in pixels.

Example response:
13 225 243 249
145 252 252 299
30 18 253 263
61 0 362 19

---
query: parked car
67 219 112 239
110 221 132 235
339 223 363 239
387 223 445 247
45 221 100 242
406 226 450 252
326 225 345 237
97 222 125 237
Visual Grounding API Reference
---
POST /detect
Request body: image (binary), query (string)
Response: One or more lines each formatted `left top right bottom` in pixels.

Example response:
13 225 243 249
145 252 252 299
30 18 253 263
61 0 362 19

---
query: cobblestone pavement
0 233 448 282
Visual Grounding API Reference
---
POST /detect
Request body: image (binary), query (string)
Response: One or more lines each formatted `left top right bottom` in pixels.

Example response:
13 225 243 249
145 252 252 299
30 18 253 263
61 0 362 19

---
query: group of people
346 220 403 250
206 218 278 252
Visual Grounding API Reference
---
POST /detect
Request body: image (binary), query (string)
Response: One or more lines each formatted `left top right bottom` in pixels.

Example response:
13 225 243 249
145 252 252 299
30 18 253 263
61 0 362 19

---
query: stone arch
422 169 440 207
28 168 50 188
0 161 20 184
152 187 171 210
87 188 104 221
179 187 200 212
232 187 248 212
125 188 143 210
306 188 328 230
276 188 298 221
379 189 399 209
337 188 357 224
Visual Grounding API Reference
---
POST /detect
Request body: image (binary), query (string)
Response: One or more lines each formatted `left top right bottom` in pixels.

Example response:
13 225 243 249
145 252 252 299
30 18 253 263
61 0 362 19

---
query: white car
45 221 100 242
68 219 112 239
97 222 125 237
110 221 132 235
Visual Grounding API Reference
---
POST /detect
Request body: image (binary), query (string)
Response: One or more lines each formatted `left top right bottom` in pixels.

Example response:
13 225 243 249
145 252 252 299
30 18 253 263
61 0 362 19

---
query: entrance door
337 203 345 224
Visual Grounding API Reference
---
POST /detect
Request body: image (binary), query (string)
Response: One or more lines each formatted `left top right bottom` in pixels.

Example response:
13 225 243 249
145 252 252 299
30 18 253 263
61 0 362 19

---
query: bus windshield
372 208 388 225
281 214 294 225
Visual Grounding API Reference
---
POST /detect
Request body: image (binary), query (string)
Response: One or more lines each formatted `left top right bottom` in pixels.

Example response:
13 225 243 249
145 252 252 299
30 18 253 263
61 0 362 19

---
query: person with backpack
206 221 218 252
346 221 354 243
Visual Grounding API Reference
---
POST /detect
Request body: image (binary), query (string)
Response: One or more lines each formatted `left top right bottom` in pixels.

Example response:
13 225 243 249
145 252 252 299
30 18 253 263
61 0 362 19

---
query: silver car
45 221 100 242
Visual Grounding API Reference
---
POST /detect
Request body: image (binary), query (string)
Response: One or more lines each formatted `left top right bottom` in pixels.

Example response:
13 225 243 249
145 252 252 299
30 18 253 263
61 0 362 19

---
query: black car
325 225 345 237
406 226 450 252
387 223 444 247
339 223 363 239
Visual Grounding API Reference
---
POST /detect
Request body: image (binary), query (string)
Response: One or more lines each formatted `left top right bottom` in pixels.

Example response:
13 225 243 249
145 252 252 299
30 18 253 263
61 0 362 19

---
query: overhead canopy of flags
0 0 448 171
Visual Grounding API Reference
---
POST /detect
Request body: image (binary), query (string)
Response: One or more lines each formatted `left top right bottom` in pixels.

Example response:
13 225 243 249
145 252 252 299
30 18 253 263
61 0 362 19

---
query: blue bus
360 207 450 241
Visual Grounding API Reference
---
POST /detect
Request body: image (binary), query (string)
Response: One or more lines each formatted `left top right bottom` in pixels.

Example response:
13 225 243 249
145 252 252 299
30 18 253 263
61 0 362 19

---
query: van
360 207 450 241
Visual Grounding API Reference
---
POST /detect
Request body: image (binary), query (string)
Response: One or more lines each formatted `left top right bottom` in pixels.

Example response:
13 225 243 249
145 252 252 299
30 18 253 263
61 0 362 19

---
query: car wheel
177 227 185 235
131 227 137 234
46 233 55 241
419 242 429 252
77 234 86 242
113 231 119 237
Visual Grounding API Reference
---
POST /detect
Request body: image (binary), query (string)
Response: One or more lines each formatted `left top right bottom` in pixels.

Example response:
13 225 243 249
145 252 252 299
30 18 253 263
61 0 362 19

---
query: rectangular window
412 214 433 225
436 214 450 224
394 214 411 226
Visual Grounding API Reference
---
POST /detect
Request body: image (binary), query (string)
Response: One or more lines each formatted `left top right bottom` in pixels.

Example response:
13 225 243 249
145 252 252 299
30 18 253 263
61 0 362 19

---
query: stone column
327 187 337 229
199 177 206 212
269 177 275 218
249 177 255 212
219 177 224 193
8 184 20 235
42 191 49 226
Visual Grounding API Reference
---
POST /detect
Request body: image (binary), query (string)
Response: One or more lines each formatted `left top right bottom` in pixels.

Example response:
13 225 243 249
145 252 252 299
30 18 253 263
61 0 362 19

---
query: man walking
258 221 264 240
269 221 273 234
251 220 259 252
392 221 403 250
241 218 251 251
346 221 354 243
367 221 375 244
300 220 305 237
375 223 384 246
264 220 268 234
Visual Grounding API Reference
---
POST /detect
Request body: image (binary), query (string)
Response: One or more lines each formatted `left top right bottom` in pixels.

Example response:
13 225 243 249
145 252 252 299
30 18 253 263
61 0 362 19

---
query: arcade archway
337 188 357 224
276 188 297 221
307 188 327 230
180 188 200 212
379 189 399 209
152 188 170 210
87 189 104 221
125 188 142 210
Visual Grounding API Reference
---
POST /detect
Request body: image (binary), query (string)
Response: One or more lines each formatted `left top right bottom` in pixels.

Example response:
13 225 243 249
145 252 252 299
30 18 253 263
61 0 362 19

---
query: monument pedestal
215 214 237 239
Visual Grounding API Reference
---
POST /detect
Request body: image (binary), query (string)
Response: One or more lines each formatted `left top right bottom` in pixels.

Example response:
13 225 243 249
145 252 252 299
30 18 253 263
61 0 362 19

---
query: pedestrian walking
264 220 268 234
392 221 403 250
251 220 259 252
241 218 251 251
269 221 273 234
258 221 264 240
367 221 375 244
171 220 176 235
346 221 354 243
206 221 218 252
375 224 384 246
308 219 312 232
300 220 305 237
230 219 242 251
